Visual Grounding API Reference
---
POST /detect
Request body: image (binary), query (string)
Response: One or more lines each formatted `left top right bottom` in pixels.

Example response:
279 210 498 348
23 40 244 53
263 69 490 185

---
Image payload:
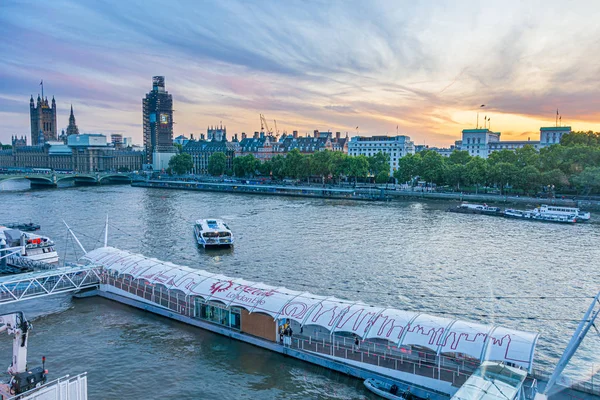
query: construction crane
0 311 47 397
259 114 273 137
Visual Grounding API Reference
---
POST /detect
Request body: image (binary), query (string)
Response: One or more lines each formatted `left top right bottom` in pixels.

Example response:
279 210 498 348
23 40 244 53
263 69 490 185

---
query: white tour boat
0 227 59 263
503 209 576 224
533 204 591 222
194 219 234 248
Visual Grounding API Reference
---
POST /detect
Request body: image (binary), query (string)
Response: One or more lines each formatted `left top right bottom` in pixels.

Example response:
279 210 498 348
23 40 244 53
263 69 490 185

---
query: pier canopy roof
84 247 539 370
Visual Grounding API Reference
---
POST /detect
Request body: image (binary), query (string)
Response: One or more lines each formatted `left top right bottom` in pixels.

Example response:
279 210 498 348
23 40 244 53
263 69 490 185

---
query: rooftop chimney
293 130 298 139
336 132 341 140
242 132 247 139
314 130 319 138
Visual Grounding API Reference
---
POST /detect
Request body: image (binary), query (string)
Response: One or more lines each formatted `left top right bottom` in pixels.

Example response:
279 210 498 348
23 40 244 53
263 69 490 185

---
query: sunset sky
2 0 600 146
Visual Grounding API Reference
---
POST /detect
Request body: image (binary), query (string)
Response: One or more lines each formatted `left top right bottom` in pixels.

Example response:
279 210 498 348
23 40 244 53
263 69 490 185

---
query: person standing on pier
354 335 359 352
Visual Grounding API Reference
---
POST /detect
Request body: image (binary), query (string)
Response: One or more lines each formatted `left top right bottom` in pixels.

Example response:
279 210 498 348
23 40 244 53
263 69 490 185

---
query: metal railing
0 266 101 305
289 334 469 388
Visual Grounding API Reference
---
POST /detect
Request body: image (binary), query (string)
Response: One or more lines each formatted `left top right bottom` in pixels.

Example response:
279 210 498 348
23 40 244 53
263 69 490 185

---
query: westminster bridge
0 172 136 187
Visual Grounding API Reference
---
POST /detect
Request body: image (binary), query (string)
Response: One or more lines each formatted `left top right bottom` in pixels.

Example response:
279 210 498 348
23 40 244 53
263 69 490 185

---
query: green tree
514 165 541 195
488 149 517 166
515 145 539 168
284 149 304 179
444 164 467 190
207 152 227 176
561 131 600 147
233 154 259 177
270 155 286 179
541 169 569 191
168 153 193 175
329 152 350 182
375 171 389 184
417 151 446 184
573 166 600 195
394 153 421 184
465 157 488 192
312 150 332 179
233 157 245 177
173 143 183 153
539 145 568 173
368 152 390 176
349 155 369 183
489 162 519 194
447 150 471 166
298 155 312 182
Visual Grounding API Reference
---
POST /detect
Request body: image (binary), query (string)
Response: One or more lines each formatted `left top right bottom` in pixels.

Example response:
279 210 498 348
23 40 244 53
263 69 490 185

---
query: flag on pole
40 80 43 86
557 109 559 115
480 104 485 107
356 126 358 129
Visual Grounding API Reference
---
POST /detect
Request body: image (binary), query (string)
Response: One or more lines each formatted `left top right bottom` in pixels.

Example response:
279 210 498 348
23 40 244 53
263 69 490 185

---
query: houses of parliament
0 85 143 173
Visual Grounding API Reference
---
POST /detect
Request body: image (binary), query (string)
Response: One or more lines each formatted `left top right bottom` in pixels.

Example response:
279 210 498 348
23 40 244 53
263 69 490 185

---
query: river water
0 184 598 399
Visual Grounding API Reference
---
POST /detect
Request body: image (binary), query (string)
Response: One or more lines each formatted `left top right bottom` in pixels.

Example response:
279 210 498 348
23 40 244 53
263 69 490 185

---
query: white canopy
83 247 539 370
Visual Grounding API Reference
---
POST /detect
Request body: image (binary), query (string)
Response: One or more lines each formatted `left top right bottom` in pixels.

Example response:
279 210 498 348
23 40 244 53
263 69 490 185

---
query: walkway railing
0 266 101 305
290 334 470 387
8 373 88 400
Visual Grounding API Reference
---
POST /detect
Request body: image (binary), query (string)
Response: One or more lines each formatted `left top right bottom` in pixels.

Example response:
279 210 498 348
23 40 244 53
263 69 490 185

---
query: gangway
0 265 101 306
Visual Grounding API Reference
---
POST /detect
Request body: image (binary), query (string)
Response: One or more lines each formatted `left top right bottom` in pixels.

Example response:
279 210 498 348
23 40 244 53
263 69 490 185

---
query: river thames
0 184 598 399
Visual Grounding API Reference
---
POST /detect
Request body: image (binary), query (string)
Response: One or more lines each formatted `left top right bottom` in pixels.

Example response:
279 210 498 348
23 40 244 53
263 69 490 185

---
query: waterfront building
207 125 227 142
458 126 572 159
235 130 348 161
540 126 571 146
143 76 175 166
460 129 500 158
30 94 57 145
0 134 144 172
111 134 123 145
65 105 80 137
11 136 27 148
237 132 282 161
348 135 415 174
416 145 457 157
183 140 238 174
173 135 189 146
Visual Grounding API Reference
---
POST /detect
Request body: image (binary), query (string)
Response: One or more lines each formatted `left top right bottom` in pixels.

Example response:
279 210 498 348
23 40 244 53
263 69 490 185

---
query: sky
2 0 600 147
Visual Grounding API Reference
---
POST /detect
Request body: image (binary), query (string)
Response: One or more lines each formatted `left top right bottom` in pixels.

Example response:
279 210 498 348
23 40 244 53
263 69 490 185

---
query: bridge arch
98 174 133 184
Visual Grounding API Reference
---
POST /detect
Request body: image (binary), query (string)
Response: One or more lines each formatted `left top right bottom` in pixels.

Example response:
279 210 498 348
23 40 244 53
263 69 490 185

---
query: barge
80 246 540 399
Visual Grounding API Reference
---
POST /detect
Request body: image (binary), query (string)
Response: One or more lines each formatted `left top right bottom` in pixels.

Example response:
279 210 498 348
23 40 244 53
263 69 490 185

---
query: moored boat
447 203 502 215
193 219 234 248
0 226 59 263
503 208 576 224
533 204 591 222
3 222 41 232
364 378 429 400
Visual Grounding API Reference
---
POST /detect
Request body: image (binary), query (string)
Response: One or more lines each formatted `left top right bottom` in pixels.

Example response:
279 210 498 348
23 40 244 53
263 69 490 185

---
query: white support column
545 292 600 395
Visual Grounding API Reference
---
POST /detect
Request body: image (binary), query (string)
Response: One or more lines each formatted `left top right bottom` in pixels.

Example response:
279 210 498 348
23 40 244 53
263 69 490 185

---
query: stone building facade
0 135 144 173
30 94 57 145
183 140 238 175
